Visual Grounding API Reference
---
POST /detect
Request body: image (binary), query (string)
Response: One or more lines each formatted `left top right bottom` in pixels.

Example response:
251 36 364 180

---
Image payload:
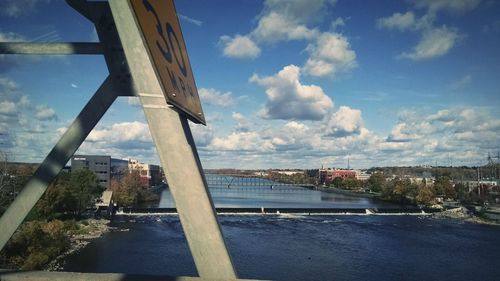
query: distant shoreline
318 186 380 199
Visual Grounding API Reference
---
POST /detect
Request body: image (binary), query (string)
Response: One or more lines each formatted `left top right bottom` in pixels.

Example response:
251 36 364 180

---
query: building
128 159 162 188
272 170 304 176
110 158 129 179
72 155 150 188
319 169 358 185
71 155 111 188
355 171 371 181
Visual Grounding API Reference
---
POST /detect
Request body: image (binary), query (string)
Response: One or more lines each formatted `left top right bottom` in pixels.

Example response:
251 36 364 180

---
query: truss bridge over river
204 173 316 190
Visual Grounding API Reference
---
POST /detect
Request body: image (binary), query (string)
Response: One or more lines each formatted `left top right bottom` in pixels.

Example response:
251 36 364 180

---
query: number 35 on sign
131 0 205 124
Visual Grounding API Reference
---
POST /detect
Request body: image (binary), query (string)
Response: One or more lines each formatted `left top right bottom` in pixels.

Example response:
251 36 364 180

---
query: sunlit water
61 180 500 280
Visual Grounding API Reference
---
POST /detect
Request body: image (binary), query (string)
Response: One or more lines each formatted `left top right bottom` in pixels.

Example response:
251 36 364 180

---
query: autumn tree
416 184 436 206
109 170 144 207
0 156 35 216
434 176 456 199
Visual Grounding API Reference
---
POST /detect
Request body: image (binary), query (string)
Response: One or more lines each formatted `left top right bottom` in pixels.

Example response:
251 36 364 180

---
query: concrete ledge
0 270 263 281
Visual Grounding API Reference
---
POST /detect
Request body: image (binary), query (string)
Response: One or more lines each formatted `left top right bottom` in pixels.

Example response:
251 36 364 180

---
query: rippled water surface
63 215 500 281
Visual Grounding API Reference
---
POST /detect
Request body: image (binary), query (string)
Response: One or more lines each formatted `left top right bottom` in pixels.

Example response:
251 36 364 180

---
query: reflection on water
159 176 399 209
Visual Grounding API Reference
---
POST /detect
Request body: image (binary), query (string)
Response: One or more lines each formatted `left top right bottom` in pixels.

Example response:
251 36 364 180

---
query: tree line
0 162 158 270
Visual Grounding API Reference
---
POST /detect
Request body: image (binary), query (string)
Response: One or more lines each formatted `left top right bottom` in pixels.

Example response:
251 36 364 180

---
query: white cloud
190 123 214 147
216 0 357 78
250 65 333 120
377 12 417 31
303 32 357 77
18 95 30 108
386 123 421 142
399 26 461 61
0 0 50 18
0 101 16 115
252 12 319 43
323 106 363 137
199 88 234 107
35 105 57 121
196 104 499 168
87 121 151 144
377 1 476 62
251 0 329 43
211 131 273 151
385 107 500 160
219 35 261 59
0 77 62 160
413 0 481 14
331 17 346 30
218 0 334 59
232 112 251 132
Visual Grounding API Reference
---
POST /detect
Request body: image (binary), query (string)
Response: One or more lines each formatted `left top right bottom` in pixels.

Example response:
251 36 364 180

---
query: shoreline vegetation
320 186 499 225
45 219 110 271
0 167 159 271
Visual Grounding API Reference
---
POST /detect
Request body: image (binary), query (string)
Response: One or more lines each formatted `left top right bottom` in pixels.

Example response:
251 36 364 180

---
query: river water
62 180 500 280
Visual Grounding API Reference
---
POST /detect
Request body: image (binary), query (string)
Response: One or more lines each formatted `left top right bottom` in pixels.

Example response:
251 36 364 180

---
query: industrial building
71 155 111 187
71 155 162 188
128 159 162 188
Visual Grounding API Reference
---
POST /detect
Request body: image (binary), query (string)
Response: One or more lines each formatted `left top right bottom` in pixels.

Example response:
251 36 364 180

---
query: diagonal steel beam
0 76 118 250
108 0 237 278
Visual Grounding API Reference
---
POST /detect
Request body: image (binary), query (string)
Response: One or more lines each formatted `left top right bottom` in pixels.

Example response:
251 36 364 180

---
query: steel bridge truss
0 0 238 279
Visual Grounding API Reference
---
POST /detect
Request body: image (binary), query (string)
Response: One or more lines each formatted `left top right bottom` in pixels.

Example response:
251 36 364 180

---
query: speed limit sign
130 0 205 124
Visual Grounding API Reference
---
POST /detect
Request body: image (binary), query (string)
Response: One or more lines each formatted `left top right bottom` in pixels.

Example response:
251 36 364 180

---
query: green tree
368 173 385 192
69 169 101 216
331 177 344 188
344 176 360 190
0 220 70 270
434 176 456 199
35 172 77 218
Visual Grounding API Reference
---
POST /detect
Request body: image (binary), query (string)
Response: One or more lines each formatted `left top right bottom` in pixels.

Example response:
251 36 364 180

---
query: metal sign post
0 0 237 279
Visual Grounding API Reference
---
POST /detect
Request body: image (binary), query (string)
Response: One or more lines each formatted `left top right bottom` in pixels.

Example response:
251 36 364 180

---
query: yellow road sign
131 0 205 124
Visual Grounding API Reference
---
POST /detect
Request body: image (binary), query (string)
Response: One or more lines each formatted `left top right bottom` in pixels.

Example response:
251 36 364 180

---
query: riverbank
318 186 380 199
45 219 110 271
432 207 500 225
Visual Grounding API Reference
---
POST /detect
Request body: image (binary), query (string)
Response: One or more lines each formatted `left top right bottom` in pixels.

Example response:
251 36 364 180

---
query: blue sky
0 0 499 169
